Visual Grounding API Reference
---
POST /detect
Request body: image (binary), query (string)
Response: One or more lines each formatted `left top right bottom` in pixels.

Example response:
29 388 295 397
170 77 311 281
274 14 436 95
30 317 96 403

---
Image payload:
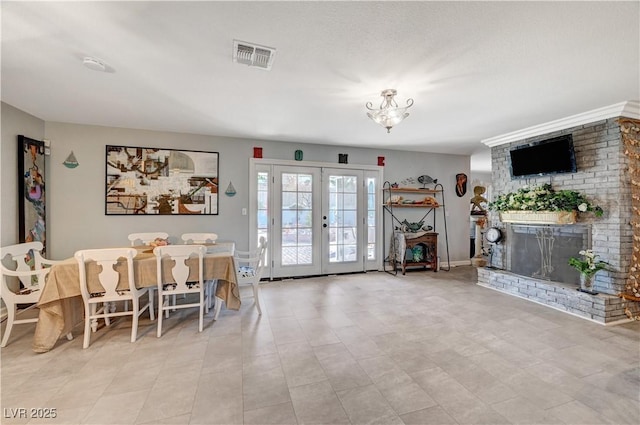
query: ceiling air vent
233 40 276 70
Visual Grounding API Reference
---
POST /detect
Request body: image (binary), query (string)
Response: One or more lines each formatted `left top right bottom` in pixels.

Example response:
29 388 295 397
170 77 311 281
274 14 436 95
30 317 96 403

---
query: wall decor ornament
377 156 385 166
105 145 219 215
470 185 488 215
455 173 467 197
417 174 437 188
18 135 47 253
253 147 263 158
339 153 348 164
225 181 236 197
63 151 79 168
295 150 303 161
400 176 416 186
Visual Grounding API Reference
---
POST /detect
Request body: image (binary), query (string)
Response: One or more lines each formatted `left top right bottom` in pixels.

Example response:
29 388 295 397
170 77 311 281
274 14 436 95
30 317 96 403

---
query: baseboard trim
448 260 472 267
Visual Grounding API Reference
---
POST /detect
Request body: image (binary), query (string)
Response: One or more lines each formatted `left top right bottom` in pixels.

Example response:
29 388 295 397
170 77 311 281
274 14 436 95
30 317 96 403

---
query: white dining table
33 242 238 353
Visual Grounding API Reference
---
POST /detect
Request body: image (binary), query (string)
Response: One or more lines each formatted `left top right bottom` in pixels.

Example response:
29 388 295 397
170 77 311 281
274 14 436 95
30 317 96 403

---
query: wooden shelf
387 187 440 194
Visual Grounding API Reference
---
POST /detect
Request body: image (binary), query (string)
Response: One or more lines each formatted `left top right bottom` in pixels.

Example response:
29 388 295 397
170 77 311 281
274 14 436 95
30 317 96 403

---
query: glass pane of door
256 170 269 261
366 175 377 262
328 174 358 263
282 173 313 265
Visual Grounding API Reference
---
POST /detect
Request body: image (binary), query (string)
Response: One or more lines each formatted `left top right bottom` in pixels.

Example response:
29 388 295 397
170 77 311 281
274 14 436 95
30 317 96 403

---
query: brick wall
484 118 633 323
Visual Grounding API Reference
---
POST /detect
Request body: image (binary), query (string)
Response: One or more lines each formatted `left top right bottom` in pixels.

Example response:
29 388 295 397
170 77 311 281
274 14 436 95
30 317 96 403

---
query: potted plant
569 249 609 294
489 184 603 224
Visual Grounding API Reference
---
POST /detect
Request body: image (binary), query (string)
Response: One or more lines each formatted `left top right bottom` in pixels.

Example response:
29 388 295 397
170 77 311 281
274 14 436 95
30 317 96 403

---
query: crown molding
482 100 640 147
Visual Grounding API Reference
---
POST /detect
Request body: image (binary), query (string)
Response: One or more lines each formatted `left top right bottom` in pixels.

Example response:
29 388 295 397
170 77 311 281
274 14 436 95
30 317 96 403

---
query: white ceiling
2 1 639 172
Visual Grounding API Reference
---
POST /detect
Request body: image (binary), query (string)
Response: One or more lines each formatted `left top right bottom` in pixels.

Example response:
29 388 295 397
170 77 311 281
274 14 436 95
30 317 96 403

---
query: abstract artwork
105 145 219 215
18 135 47 253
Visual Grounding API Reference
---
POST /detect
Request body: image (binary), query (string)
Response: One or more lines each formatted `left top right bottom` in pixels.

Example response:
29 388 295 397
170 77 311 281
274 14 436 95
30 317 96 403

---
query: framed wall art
18 135 47 252
105 145 219 215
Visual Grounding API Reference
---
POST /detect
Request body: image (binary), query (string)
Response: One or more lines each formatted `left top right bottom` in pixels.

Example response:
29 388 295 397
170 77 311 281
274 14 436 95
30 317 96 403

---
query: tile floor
1 267 639 424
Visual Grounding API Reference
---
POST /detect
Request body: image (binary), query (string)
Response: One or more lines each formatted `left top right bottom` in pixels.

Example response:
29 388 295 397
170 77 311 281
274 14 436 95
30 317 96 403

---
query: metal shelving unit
382 181 451 274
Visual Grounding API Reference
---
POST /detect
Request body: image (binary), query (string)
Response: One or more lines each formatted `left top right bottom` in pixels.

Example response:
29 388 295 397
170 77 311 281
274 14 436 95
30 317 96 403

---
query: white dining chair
75 247 153 349
1 242 72 347
126 232 168 311
127 232 169 246
217 237 267 319
153 244 207 337
180 233 219 313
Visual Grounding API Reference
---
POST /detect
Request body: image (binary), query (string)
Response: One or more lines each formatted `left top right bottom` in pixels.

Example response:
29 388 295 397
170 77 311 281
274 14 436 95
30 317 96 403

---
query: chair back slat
167 254 191 289
96 260 121 298
254 237 268 281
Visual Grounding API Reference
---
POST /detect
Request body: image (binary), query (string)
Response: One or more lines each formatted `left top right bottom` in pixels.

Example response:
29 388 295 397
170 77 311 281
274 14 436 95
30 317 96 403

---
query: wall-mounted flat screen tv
509 135 577 179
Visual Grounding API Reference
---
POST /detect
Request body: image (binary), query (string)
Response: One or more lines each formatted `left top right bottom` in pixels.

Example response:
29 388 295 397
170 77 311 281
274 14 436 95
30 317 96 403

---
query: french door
252 161 381 279
273 166 322 276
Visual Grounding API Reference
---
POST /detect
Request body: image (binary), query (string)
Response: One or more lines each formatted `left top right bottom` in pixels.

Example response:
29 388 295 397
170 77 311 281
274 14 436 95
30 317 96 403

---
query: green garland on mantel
489 184 603 217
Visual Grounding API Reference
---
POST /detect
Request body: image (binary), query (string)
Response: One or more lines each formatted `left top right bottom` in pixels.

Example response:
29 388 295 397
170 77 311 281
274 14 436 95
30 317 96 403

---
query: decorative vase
580 274 594 292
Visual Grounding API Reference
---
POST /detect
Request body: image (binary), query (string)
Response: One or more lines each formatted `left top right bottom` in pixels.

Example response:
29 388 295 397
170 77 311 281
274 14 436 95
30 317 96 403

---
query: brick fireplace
478 116 633 324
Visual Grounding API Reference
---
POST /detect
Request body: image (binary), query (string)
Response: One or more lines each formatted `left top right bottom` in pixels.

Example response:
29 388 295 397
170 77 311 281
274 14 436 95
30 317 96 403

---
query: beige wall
3 103 472 266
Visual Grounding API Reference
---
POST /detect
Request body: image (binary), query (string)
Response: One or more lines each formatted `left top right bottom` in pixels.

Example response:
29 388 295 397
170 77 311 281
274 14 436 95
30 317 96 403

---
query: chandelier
366 89 414 133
